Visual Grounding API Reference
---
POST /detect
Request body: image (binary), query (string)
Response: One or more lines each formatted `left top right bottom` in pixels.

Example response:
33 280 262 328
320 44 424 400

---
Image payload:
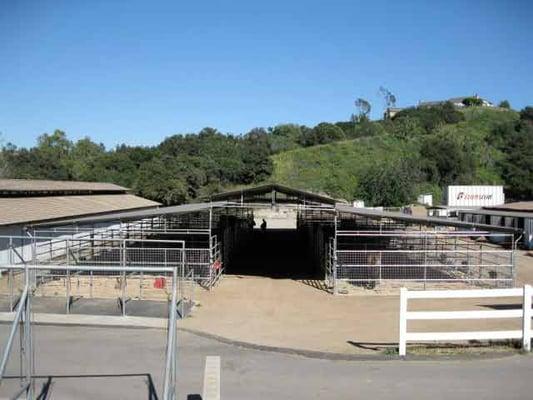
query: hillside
271 107 521 204
271 135 414 201
3 104 530 207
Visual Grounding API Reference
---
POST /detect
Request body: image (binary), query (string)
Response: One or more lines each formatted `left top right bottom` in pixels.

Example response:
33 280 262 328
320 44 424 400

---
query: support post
333 215 338 295
208 208 214 289
90 270 93 298
163 260 179 399
140 270 144 300
423 235 427 290
512 237 518 286
121 241 126 317
479 243 483 280
523 285 532 351
24 269 33 398
179 261 185 319
191 269 195 310
66 240 71 314
379 250 382 284
399 287 408 357
8 238 14 311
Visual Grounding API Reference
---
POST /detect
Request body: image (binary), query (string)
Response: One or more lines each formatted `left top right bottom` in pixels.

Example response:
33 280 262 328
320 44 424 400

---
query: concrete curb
178 327 521 362
0 312 522 362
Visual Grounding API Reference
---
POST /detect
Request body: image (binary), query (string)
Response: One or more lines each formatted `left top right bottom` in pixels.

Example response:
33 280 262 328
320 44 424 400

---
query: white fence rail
398 285 533 356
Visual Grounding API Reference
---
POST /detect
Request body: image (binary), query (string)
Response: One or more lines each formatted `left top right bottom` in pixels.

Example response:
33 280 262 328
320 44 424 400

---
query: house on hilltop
384 94 494 119
419 94 493 108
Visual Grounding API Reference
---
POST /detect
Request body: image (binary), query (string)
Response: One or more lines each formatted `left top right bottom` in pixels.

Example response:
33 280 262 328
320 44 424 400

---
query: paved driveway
1 325 533 399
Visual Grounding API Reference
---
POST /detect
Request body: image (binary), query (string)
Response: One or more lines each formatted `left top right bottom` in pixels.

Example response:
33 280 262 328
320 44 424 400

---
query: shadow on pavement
347 341 397 351
4 373 159 399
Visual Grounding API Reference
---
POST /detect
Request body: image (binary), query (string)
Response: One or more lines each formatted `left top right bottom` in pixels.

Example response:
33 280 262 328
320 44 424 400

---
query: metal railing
205 235 223 289
1 263 183 399
1 234 212 306
329 230 515 292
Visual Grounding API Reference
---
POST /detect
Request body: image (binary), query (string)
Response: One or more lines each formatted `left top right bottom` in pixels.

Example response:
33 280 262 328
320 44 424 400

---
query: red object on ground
154 277 166 289
212 260 222 270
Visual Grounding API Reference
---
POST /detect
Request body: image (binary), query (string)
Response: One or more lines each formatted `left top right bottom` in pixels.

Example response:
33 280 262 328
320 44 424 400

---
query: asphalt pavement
1 324 533 399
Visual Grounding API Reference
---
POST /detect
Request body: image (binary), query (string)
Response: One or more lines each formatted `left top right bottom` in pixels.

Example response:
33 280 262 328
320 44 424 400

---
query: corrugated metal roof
0 179 128 194
0 194 160 226
485 202 533 212
32 201 230 227
210 183 337 205
458 208 533 219
335 204 519 233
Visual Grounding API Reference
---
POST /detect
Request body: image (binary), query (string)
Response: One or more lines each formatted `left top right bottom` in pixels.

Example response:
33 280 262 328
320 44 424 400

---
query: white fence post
399 287 407 356
523 285 532 351
398 286 530 357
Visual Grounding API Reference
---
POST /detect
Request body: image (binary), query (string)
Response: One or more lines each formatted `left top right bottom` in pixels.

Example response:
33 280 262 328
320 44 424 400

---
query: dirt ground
181 276 522 354
515 249 533 285
178 249 533 355
3 247 532 355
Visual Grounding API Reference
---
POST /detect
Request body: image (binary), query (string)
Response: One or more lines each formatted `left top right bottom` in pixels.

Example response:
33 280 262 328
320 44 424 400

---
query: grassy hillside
271 135 416 201
271 107 520 202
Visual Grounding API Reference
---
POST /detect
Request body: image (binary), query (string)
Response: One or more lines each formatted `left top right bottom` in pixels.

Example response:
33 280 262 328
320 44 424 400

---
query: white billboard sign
446 185 505 207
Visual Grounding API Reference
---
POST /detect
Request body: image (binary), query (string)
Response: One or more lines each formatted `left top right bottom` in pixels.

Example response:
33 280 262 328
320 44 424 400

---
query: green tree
0 133 8 177
520 106 533 124
25 130 74 180
389 116 425 139
269 124 302 153
307 122 345 145
135 159 188 205
241 128 273 183
420 134 475 185
498 100 511 109
353 98 371 123
355 160 420 207
494 107 533 200
70 138 106 181
500 127 533 200
462 97 484 107
395 102 464 134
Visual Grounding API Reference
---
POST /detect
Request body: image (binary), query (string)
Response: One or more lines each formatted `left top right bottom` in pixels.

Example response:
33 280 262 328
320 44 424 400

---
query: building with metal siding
0 179 160 262
458 202 533 249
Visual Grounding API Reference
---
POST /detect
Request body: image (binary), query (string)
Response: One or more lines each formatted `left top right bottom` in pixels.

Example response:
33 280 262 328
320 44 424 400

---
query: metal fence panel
331 231 515 291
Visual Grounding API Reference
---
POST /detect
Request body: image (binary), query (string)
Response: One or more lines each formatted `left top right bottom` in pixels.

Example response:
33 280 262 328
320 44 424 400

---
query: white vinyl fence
399 285 533 356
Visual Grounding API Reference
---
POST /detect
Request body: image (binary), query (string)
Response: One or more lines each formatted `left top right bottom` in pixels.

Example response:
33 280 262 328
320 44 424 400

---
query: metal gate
325 237 336 292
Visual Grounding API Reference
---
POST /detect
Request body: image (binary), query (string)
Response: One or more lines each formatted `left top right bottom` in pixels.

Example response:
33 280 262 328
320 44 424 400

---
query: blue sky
0 0 531 148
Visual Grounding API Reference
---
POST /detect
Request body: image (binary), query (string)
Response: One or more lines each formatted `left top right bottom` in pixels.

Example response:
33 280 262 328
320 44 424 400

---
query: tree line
0 119 376 205
355 105 533 206
1 103 531 206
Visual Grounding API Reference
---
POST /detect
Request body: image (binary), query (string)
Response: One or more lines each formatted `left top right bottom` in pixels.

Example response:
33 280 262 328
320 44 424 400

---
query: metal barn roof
0 194 160 226
32 201 230 227
484 202 533 213
209 183 337 206
0 179 128 195
458 208 533 219
335 204 519 233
